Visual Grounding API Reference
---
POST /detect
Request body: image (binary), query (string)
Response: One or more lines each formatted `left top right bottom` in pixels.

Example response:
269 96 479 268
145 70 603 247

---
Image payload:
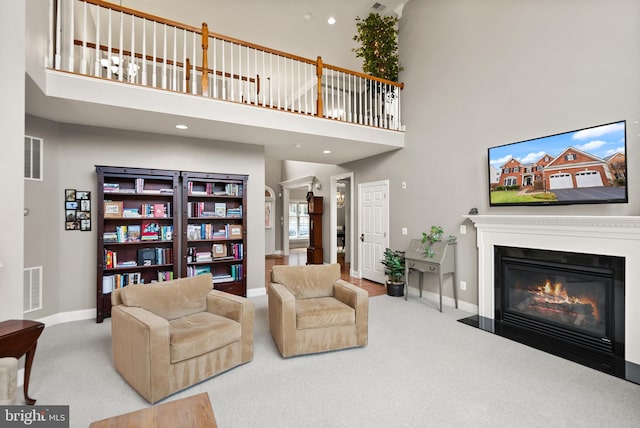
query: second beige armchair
267 263 368 358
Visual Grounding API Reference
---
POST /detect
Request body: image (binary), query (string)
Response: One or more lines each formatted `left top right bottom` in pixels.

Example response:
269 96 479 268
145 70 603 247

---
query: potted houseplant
353 13 403 82
422 226 444 258
381 248 405 297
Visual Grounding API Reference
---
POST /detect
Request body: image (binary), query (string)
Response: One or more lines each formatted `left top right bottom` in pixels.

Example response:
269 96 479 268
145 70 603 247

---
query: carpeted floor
26 294 640 427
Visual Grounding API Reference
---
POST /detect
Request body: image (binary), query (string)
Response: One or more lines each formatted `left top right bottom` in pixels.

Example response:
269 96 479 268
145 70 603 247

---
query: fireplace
460 215 640 384
494 246 624 359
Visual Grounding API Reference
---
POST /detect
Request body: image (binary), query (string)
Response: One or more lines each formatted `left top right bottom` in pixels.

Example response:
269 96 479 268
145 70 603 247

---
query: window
504 176 517 186
513 167 520 172
24 135 43 180
289 201 309 239
565 154 576 161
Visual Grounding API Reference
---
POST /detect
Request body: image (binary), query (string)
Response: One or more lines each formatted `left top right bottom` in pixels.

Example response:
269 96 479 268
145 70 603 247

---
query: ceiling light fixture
327 16 336 25
175 124 188 130
323 150 332 154
303 12 312 21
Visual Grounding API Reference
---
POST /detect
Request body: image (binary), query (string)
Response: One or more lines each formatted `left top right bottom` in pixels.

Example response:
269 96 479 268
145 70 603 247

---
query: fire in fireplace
494 246 624 358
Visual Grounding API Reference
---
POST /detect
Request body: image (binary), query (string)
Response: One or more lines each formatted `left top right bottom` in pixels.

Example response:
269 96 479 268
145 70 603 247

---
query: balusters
68 0 74 71
118 11 124 82
93 4 100 76
141 19 147 85
130 14 135 83
80 0 87 74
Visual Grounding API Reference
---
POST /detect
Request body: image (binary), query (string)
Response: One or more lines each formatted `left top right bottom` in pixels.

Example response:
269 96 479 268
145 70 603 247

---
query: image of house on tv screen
488 120 627 206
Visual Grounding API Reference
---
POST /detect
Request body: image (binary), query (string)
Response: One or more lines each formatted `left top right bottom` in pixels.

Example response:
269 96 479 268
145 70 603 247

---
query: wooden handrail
81 0 202 34
80 0 403 90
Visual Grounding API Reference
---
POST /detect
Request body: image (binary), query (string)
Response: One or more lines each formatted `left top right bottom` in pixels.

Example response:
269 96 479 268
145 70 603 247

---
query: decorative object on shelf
421 226 444 258
64 188 91 231
352 13 403 82
381 248 406 297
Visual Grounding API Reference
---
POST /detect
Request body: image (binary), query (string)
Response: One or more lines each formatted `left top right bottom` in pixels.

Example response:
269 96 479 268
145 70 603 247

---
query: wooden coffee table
89 392 217 427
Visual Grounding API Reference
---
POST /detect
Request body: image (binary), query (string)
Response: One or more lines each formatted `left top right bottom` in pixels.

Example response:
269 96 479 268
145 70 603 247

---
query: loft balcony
26 0 405 164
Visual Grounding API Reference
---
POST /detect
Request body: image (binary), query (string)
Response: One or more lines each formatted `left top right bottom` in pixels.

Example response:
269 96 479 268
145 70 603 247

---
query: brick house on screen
496 153 554 189
543 147 614 190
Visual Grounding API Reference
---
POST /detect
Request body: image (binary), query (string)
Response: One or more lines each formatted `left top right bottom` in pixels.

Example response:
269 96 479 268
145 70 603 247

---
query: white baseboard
36 308 95 327
406 286 478 313
247 287 266 298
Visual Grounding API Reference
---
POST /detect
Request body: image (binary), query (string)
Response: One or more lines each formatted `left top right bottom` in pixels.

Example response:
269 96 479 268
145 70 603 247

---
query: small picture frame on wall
65 189 91 231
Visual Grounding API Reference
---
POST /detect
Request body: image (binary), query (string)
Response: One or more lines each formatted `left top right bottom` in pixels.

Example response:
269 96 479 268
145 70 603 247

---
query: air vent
372 2 386 12
24 266 43 313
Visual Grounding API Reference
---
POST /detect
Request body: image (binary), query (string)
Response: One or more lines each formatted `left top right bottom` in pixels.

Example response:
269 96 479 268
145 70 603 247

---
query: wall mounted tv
488 120 627 207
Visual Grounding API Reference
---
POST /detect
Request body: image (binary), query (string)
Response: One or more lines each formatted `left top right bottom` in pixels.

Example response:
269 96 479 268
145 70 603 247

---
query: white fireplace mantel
463 215 640 365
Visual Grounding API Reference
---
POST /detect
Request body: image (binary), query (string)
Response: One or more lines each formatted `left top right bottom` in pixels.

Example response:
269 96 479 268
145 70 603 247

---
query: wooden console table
90 392 217 427
0 319 45 405
404 239 457 312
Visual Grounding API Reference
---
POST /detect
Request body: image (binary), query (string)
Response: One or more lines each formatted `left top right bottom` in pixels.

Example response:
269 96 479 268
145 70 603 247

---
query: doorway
329 172 354 275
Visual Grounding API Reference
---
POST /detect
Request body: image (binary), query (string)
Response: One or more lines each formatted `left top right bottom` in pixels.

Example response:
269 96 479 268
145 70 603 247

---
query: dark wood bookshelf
181 171 248 297
95 166 180 323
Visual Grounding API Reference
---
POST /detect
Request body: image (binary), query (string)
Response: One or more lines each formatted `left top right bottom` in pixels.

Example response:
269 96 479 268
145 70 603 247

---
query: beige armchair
0 357 18 405
268 263 368 358
111 273 254 403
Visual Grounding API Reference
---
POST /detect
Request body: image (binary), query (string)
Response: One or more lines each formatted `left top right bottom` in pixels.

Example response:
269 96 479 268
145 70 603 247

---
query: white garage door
575 170 602 188
549 173 573 189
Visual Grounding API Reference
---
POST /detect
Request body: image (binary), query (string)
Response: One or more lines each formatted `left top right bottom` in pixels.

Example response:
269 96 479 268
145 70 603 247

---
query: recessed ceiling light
303 12 312 21
327 17 336 25
175 124 188 130
323 150 332 154
295 144 302 149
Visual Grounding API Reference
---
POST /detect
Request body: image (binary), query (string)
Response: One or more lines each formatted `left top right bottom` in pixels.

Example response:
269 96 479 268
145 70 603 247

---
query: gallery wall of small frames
65 188 91 231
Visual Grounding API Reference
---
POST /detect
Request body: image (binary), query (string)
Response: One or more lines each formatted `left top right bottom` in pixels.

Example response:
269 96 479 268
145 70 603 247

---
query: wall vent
372 2 387 11
24 135 43 181
24 266 43 313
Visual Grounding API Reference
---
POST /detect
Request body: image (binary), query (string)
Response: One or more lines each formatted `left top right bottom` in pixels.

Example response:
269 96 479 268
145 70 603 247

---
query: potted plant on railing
381 248 406 297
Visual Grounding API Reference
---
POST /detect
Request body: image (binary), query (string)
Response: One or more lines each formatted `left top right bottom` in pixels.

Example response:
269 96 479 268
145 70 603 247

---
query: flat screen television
488 120 628 207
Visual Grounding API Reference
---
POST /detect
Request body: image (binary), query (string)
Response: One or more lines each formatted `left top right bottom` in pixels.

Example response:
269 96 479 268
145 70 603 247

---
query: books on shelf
102 272 143 293
127 225 141 242
214 203 226 217
226 206 242 217
122 208 141 218
137 248 156 266
141 221 160 240
103 183 120 193
104 201 123 218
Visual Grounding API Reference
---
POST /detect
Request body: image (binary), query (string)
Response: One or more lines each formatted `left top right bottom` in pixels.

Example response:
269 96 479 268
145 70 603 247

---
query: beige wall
342 0 640 306
25 116 265 319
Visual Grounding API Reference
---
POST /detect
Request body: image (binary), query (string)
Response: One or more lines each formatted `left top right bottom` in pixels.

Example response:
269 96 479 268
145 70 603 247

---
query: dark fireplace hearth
459 245 640 384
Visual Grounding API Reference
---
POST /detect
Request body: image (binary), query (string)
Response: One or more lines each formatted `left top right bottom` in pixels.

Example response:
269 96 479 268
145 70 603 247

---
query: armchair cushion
270 263 339 298
296 297 355 329
169 312 241 363
119 275 211 320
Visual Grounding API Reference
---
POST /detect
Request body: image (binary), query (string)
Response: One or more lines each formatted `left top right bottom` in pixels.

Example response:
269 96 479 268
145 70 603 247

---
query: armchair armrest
206 290 255 362
267 282 297 357
111 305 171 403
334 279 369 346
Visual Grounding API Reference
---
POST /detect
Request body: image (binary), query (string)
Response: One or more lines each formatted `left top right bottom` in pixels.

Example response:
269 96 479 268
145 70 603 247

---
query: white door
549 173 573 189
575 170 602 187
359 180 388 284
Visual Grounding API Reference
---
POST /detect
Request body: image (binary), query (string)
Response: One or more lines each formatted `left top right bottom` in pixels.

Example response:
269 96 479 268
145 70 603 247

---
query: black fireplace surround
459 245 640 384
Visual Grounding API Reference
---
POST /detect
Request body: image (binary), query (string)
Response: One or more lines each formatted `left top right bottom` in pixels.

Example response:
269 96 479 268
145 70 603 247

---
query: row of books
103 247 173 269
102 270 175 293
187 202 242 218
103 223 173 243
104 201 171 219
103 181 174 195
186 224 242 241
102 272 142 293
184 265 241 282
185 243 243 262
187 182 242 196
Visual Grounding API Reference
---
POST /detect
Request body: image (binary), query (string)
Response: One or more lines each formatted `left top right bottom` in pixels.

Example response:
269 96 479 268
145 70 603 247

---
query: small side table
0 320 45 405
404 239 457 312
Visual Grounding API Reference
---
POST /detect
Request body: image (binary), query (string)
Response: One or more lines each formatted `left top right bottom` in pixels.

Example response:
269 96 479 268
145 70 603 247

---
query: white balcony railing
48 0 404 131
